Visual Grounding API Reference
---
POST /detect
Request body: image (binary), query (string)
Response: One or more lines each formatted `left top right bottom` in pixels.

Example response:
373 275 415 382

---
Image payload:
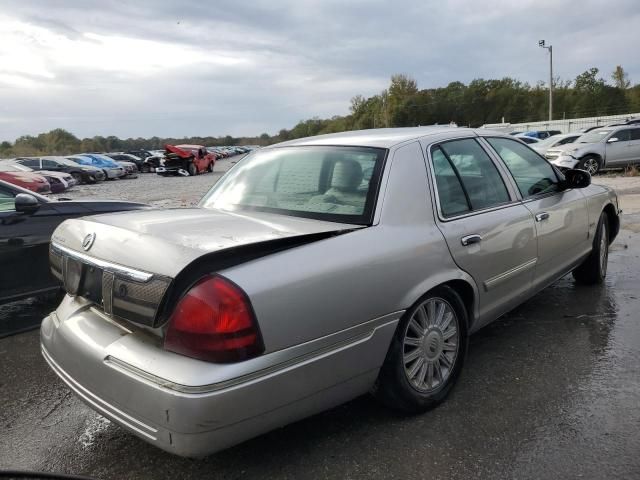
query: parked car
0 179 148 305
531 133 581 157
549 125 640 174
515 135 539 144
41 127 619 457
107 153 145 172
126 149 154 161
68 155 125 179
15 156 105 184
0 163 51 193
606 117 640 127
156 144 215 176
2 162 74 193
84 153 137 178
521 130 562 139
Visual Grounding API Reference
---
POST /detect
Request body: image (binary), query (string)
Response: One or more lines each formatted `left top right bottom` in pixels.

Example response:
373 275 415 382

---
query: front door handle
461 234 482 246
535 212 550 222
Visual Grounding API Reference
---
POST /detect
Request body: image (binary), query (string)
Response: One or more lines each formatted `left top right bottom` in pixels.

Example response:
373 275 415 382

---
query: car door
484 137 590 292
627 127 640 163
426 137 537 327
604 129 631 167
0 185 57 301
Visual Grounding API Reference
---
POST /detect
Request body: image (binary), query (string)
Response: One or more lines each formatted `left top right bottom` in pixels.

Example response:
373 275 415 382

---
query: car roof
175 144 204 149
270 126 483 149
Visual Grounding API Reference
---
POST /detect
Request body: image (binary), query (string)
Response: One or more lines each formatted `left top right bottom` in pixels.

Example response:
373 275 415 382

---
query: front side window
431 138 510 217
200 146 385 225
43 159 58 168
487 137 559 198
0 187 15 212
611 129 631 142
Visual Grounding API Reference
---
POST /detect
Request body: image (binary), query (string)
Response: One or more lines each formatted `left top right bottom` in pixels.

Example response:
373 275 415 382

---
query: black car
0 179 148 305
106 153 145 171
15 156 106 184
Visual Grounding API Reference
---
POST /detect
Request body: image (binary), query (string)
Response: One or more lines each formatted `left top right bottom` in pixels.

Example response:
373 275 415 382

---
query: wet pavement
1 187 639 478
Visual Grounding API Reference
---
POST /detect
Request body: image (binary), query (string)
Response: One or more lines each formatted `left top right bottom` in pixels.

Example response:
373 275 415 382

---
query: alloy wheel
600 220 608 277
583 158 599 175
402 297 460 393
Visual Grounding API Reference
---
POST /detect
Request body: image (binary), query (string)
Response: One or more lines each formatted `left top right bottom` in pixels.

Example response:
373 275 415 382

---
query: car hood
40 170 72 180
0 171 48 184
52 208 361 278
549 141 599 156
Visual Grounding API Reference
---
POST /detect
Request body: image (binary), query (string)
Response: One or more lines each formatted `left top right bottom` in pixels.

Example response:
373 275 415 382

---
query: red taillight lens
164 275 264 363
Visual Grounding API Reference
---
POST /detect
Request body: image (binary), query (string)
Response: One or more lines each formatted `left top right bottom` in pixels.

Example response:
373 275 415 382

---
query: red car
0 163 51 193
156 144 216 176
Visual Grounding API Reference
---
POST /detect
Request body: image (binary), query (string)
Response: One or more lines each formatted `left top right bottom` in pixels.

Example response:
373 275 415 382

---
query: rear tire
573 212 609 284
141 164 150 173
374 285 468 413
207 162 214 173
578 155 601 175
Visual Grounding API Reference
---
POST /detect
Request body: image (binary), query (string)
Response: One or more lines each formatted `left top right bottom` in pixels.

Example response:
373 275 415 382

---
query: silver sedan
41 127 620 457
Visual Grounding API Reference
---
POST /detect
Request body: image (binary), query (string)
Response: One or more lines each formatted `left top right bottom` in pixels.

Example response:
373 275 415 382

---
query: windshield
578 129 613 143
6 163 32 172
0 163 24 172
200 146 386 225
535 136 563 148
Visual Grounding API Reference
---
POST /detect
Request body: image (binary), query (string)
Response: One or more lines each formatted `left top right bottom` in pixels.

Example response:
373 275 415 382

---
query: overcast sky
0 0 639 141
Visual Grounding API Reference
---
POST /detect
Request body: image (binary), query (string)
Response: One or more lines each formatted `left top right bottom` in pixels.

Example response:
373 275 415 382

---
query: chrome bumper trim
104 314 402 395
50 242 154 283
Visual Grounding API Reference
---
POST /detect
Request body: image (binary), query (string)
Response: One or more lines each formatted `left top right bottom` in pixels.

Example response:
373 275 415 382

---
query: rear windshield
200 146 386 225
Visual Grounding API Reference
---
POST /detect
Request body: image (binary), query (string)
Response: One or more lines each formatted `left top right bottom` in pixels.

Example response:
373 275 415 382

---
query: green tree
612 65 631 90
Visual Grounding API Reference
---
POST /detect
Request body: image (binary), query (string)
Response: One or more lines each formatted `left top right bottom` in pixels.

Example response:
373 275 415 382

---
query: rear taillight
164 275 264 363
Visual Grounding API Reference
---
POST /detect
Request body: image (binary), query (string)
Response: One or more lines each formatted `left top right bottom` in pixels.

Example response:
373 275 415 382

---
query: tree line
2 65 638 158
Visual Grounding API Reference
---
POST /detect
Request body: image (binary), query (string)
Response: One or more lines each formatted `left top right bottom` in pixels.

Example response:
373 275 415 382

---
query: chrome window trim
422 135 522 223
51 242 154 283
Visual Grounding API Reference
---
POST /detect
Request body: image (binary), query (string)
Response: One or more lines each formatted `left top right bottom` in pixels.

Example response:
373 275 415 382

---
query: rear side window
629 128 640 141
432 147 470 217
487 137 559 198
431 138 510 217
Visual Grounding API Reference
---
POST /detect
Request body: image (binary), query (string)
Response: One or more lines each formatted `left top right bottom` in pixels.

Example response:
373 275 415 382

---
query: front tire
573 212 609 284
578 155 601 175
374 285 468 413
188 163 197 176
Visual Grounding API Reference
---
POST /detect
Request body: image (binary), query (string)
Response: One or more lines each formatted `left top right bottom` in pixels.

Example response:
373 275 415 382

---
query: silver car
41 127 620 457
549 125 640 174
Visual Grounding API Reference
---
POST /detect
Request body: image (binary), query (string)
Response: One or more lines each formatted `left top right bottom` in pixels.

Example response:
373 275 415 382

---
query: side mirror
15 193 40 214
607 137 619 143
562 169 591 189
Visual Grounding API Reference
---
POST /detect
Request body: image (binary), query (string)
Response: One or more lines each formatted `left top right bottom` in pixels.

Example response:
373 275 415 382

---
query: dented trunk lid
52 208 360 278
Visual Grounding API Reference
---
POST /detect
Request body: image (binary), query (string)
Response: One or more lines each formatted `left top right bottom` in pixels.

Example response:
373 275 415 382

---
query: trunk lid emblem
82 233 96 251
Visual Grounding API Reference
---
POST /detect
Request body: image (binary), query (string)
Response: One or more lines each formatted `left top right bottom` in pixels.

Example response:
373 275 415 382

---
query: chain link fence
482 112 640 134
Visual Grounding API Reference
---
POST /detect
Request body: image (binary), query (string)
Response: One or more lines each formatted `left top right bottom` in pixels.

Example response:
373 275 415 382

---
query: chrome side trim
483 258 537 291
51 242 154 283
41 345 158 440
104 314 402 395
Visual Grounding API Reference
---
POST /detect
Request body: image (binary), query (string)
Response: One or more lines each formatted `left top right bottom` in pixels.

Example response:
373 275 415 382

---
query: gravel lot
54 156 239 207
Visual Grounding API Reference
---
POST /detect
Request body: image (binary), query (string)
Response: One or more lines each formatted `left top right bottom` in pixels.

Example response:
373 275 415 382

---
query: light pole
539 40 553 121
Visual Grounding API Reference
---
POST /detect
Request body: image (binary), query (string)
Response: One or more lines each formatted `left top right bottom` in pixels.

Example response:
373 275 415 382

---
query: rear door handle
535 212 550 222
461 234 482 246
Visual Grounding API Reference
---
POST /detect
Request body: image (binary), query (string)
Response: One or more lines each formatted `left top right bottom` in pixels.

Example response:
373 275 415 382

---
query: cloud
0 0 638 141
